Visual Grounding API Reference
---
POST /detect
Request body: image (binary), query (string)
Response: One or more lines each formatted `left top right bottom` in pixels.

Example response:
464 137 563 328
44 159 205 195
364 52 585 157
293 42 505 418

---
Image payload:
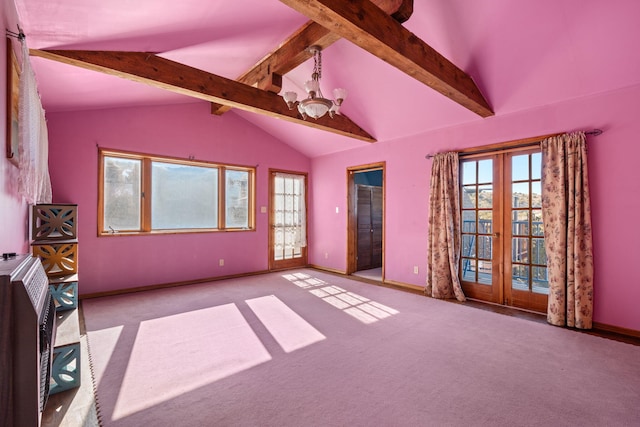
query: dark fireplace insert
1 255 56 427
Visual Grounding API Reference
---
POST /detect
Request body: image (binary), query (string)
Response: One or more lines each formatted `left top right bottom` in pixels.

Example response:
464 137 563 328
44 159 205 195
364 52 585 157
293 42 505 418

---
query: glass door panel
460 157 501 303
270 171 307 270
505 151 548 313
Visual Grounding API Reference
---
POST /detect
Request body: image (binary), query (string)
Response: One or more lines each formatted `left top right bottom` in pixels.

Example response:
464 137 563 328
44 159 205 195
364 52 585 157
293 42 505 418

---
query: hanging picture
5 38 20 166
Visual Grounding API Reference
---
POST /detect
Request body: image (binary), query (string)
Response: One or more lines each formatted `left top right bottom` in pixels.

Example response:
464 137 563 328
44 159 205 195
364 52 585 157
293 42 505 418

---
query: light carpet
83 269 640 426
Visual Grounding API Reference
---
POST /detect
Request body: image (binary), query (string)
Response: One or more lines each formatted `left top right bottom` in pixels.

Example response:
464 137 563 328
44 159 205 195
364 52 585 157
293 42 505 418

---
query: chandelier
282 46 347 120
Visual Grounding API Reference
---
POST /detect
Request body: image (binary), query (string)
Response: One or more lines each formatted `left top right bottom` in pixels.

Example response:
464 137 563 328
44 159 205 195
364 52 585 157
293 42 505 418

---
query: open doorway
347 163 385 282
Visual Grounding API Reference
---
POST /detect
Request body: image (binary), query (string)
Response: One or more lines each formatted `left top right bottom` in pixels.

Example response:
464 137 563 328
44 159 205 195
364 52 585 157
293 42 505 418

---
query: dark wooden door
356 185 383 271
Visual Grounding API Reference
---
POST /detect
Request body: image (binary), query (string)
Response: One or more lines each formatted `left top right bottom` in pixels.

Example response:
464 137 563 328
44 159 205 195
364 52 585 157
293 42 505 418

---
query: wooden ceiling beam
279 0 494 117
30 49 375 142
211 0 413 115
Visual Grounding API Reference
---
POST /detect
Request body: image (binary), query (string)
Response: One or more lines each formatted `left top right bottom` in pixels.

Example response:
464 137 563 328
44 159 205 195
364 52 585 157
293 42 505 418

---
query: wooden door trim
346 162 385 277
268 169 309 271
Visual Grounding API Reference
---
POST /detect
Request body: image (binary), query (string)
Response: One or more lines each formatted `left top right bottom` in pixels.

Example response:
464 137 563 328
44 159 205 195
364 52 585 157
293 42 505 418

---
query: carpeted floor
83 269 640 426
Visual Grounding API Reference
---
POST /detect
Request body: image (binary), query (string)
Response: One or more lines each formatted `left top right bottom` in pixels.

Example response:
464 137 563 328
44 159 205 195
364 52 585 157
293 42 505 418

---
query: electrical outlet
325 252 329 259
413 266 419 274
219 259 225 266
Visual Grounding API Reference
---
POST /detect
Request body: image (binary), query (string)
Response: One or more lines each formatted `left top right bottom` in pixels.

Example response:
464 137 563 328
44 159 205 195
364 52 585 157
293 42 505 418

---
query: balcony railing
461 220 548 291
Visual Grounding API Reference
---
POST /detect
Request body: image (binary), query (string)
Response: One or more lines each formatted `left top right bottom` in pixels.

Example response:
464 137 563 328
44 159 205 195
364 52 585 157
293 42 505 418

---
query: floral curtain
426 152 465 301
541 132 593 329
18 40 52 204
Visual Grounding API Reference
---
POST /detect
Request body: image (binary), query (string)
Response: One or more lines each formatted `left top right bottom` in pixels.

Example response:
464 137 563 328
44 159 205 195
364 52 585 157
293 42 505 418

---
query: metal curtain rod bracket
6 27 25 40
425 128 604 159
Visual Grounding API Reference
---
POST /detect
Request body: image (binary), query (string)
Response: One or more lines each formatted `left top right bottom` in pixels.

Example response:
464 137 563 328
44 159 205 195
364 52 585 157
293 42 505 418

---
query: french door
269 170 307 270
459 148 548 313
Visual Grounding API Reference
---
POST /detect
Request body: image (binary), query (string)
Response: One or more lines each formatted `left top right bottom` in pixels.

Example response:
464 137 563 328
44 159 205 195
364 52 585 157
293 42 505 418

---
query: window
99 149 255 235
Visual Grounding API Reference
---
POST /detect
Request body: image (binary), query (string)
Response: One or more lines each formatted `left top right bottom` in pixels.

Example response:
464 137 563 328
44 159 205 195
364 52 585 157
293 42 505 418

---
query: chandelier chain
314 48 322 80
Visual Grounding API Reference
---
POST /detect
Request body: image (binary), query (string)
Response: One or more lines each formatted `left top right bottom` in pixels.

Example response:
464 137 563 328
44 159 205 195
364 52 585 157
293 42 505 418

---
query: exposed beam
211 21 338 115
211 0 413 115
30 50 375 142
279 0 494 117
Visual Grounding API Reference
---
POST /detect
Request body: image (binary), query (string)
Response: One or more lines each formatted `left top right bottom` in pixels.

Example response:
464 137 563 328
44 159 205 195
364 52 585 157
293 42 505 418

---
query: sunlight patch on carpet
112 303 271 420
246 295 326 353
282 274 400 324
282 272 327 289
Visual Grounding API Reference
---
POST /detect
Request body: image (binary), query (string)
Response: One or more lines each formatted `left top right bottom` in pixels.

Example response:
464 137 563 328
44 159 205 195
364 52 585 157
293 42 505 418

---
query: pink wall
310 84 640 332
0 0 30 255
47 102 310 295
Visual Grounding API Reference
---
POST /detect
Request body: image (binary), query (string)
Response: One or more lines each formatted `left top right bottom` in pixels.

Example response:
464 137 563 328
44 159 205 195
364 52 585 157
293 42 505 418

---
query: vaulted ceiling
14 0 640 157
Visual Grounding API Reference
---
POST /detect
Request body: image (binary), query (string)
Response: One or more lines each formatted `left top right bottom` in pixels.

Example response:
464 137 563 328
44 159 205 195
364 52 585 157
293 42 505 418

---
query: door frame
346 162 385 277
268 169 308 271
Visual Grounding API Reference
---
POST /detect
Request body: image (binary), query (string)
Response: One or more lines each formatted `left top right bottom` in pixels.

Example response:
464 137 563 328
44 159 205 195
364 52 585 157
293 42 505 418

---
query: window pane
478 236 492 260
103 157 141 230
478 211 492 234
512 237 529 263
462 186 476 208
226 170 249 228
462 258 476 282
478 159 492 184
478 185 493 208
462 211 476 233
477 260 492 285
152 162 218 229
462 162 476 185
512 154 529 181
531 153 541 180
512 182 529 208
512 210 529 235
512 265 529 290
462 235 475 258
274 228 285 260
532 210 544 236
532 238 547 265
532 266 549 294
531 181 542 208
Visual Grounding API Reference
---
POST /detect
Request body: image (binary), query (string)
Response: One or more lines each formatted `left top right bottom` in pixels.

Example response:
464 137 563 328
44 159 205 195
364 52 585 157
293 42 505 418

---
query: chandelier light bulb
283 91 297 110
333 88 347 106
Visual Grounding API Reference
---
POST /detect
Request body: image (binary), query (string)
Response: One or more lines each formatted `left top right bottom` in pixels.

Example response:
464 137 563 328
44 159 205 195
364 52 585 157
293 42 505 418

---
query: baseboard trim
308 264 347 275
80 269 271 300
593 321 640 339
383 279 425 293
309 266 425 295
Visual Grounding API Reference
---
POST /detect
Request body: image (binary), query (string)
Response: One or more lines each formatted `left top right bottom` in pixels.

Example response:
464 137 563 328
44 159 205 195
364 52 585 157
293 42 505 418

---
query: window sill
98 228 255 237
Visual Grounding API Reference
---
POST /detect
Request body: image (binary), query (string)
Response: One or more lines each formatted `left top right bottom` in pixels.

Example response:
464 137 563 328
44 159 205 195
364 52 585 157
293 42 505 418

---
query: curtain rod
425 129 603 159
